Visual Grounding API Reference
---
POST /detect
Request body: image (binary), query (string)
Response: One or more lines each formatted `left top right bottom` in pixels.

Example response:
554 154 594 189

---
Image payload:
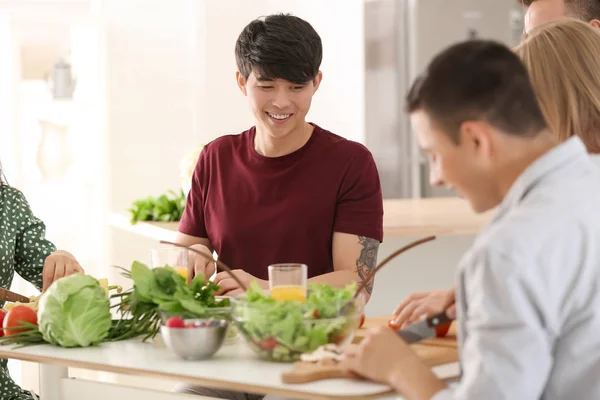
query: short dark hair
234 13 323 84
406 40 547 142
519 0 600 21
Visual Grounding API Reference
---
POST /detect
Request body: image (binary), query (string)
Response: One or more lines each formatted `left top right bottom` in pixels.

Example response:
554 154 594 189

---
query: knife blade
395 311 453 344
0 288 30 304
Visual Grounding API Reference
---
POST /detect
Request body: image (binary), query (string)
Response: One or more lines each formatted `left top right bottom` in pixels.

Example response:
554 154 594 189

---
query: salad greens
233 282 361 362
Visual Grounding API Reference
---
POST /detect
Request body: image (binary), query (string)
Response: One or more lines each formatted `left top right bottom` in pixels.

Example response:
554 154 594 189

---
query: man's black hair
235 13 323 84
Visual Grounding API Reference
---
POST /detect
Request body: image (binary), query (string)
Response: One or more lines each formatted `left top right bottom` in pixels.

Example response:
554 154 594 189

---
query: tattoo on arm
355 236 379 294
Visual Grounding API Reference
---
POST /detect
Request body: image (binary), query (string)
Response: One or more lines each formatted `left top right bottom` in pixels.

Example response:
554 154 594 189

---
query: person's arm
310 148 383 299
343 327 447 399
346 247 552 399
176 148 218 282
173 232 212 251
448 247 552 399
309 233 379 301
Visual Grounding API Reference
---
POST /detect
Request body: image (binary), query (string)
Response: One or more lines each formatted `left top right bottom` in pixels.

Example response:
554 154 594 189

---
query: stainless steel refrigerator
365 0 526 199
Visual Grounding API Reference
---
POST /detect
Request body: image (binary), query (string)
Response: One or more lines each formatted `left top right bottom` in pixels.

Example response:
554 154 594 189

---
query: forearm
389 358 447 400
308 270 358 286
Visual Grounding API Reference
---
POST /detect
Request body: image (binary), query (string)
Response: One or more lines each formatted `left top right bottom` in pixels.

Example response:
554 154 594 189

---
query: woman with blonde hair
515 18 600 154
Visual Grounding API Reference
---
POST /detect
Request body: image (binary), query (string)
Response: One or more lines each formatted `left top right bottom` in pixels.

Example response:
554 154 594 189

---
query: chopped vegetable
387 319 401 330
3 295 40 312
435 322 452 338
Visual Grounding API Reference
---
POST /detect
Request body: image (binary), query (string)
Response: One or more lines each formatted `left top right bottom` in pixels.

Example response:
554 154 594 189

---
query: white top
434 137 600 400
589 153 600 169
0 336 459 400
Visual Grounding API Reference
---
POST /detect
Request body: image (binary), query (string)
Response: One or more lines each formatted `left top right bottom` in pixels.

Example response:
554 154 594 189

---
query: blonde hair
515 18 600 153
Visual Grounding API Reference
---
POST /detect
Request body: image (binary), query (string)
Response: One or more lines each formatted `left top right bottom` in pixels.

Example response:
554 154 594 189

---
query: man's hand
212 270 267 296
186 244 216 284
42 250 84 292
392 288 456 328
343 327 446 399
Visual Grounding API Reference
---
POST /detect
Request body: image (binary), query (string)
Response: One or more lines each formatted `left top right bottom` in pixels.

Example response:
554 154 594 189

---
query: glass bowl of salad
231 282 365 362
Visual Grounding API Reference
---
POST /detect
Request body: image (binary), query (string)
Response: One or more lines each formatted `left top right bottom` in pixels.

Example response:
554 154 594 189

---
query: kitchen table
0 337 459 400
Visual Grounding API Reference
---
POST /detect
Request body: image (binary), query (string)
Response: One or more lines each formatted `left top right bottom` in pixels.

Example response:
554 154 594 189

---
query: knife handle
426 311 454 328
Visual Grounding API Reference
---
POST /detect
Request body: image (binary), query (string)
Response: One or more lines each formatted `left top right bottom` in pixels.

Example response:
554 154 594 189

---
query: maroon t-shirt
178 124 384 280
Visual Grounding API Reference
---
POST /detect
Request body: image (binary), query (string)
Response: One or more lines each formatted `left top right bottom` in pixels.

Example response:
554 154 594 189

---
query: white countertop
0 337 459 400
109 196 491 241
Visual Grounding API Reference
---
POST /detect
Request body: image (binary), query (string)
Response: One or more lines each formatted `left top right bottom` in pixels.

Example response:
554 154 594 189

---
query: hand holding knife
0 288 30 304
394 311 454 344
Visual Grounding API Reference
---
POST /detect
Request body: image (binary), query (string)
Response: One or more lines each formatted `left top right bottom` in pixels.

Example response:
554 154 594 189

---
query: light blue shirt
434 137 600 400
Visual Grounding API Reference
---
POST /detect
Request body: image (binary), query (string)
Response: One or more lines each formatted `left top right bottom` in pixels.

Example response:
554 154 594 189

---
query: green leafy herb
128 189 186 224
108 261 231 342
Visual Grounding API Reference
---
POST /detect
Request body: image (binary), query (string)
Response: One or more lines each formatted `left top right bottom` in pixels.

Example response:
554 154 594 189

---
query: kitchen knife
395 311 453 344
0 288 30 304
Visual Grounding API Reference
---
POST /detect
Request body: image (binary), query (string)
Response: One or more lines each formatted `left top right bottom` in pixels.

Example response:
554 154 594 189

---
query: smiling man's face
236 71 322 141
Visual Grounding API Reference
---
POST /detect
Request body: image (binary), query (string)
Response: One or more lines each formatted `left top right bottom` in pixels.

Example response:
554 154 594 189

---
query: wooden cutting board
281 316 459 384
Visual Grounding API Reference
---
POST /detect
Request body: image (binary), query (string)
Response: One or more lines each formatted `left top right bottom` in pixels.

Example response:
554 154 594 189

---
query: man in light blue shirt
344 39 600 399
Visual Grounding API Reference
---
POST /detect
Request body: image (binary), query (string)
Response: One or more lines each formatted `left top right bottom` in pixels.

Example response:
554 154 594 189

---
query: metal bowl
160 319 229 360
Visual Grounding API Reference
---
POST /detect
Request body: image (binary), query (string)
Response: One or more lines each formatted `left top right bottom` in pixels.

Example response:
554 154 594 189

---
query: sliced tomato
387 319 401 330
259 337 278 350
435 322 452 338
3 306 37 336
359 313 365 328
0 309 6 338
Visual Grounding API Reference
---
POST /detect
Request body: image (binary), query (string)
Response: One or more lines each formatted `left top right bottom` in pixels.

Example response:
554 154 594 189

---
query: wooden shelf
108 213 179 242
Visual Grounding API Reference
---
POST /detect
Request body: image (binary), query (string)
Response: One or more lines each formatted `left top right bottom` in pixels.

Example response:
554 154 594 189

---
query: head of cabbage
38 274 112 347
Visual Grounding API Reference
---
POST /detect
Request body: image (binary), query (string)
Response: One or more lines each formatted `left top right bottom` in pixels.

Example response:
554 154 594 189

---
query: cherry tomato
259 337 278 350
387 319 401 330
0 309 6 337
3 306 37 336
435 322 452 338
359 313 365 328
165 317 185 328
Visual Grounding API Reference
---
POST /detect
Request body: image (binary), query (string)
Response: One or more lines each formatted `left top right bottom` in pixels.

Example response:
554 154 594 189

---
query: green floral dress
0 184 55 400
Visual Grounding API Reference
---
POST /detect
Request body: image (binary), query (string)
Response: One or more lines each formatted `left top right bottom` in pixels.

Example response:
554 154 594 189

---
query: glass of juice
150 246 189 281
268 263 307 302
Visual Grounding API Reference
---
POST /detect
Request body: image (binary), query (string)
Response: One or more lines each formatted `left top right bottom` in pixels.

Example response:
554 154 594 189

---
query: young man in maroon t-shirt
176 14 384 307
